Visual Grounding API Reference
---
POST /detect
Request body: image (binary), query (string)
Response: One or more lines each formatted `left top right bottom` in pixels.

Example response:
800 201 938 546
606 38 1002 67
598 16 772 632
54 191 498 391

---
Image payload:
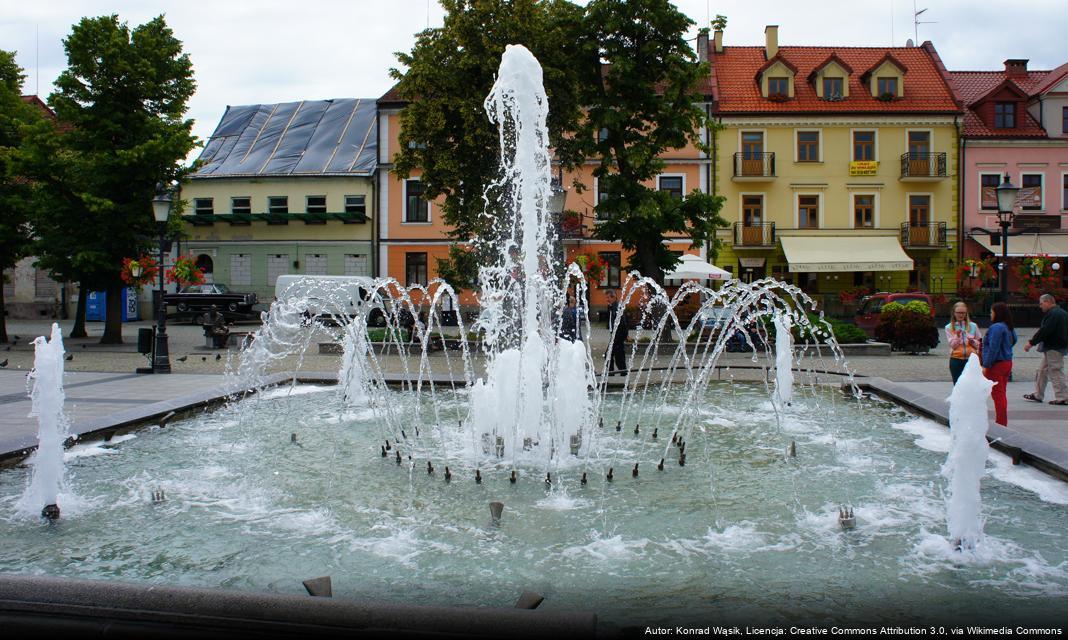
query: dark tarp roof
193 99 377 178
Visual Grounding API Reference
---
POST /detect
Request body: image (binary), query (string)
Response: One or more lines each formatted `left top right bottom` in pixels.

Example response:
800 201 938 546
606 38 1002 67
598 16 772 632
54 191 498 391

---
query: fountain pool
2 382 1066 627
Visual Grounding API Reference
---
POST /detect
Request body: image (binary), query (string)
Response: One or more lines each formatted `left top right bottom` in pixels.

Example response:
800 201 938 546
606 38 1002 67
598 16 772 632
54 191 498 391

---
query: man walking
1023 293 1068 405
605 289 629 375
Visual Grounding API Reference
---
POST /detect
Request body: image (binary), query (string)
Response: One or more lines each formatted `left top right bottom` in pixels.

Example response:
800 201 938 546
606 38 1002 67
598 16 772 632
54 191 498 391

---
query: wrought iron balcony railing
899 152 947 179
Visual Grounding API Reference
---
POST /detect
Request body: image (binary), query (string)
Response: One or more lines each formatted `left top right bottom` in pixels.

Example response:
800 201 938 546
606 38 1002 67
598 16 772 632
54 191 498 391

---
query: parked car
164 284 258 324
274 275 385 326
854 292 934 337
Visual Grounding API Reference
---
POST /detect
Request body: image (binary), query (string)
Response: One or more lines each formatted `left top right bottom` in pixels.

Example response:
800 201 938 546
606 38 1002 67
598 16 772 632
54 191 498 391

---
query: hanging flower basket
1015 254 1058 300
955 259 996 289
120 255 159 287
573 253 607 284
166 255 205 287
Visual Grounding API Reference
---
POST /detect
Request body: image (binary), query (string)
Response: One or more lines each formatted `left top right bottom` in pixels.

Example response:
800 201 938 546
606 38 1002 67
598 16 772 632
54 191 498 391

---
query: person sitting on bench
203 305 230 348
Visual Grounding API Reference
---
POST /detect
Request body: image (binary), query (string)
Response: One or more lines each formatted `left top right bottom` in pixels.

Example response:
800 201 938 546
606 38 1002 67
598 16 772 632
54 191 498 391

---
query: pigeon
177 356 188 362
0 359 7 368
215 354 221 361
82 344 87 349
64 354 73 361
201 357 207 362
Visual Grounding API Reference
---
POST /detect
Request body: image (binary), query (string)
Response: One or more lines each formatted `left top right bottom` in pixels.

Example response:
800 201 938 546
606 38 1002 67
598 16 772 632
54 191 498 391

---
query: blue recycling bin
85 288 140 322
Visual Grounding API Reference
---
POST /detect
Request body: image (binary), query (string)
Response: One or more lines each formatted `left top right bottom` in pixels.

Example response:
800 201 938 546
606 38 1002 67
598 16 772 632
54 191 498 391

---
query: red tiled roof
1028 61 1068 96
710 45 960 113
947 71 1050 138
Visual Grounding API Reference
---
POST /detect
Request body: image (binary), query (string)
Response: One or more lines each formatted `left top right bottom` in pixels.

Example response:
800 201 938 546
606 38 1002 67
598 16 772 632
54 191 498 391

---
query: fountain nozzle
652 428 658 440
545 472 552 487
475 469 482 484
427 461 434 474
444 466 452 482
510 469 517 484
380 446 387 457
489 501 504 525
679 453 686 467
788 440 796 457
395 450 402 465
385 440 391 451
569 434 581 456
41 504 60 520
838 506 856 530
607 467 614 482
632 463 639 478
633 424 640 435
615 421 622 432
657 458 664 471
291 433 297 443
151 489 165 503
581 472 587 485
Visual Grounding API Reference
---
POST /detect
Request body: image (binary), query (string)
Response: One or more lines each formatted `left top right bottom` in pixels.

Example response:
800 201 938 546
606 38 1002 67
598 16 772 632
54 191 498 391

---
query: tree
561 0 726 283
0 51 42 344
390 0 585 290
36 15 196 343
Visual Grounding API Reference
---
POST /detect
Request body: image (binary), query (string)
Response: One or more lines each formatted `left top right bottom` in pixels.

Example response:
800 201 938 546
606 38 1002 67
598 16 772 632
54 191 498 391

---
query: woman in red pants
982 302 1017 427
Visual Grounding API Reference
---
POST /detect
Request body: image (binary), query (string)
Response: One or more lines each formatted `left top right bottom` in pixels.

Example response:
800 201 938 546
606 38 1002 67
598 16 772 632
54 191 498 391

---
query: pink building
950 60 1068 299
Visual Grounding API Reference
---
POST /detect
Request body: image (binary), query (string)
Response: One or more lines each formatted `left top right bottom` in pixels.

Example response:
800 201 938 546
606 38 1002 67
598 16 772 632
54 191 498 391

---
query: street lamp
994 173 1019 303
150 182 173 374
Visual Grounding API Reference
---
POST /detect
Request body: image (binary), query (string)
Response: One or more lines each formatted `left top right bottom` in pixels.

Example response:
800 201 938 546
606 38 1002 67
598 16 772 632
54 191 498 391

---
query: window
194 198 214 215
231 197 251 214
304 254 328 275
909 195 931 226
798 195 819 229
268 196 288 214
853 194 874 228
742 195 763 226
980 174 1001 211
404 180 429 222
768 77 789 96
344 254 368 277
907 131 930 155
853 131 875 161
1063 107 1068 136
266 254 289 286
306 196 327 214
1021 174 1043 210
345 195 366 215
797 131 820 162
658 176 683 199
405 252 428 286
1063 174 1068 211
994 102 1016 129
599 252 621 288
877 77 897 96
595 178 610 220
822 77 843 99
598 128 609 143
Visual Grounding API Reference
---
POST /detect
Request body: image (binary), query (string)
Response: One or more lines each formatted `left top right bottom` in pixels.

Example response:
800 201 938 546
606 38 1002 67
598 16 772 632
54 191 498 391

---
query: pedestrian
982 302 1017 426
945 301 980 384
1023 293 1068 405
560 293 582 342
604 289 629 375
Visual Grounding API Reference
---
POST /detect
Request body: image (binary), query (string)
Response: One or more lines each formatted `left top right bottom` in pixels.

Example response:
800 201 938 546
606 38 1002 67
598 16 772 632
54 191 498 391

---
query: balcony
899 152 947 181
899 221 948 248
733 222 776 247
732 152 776 181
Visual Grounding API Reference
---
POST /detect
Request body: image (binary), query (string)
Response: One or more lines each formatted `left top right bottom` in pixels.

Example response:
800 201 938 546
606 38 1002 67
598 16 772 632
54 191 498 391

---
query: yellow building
709 26 962 304
180 99 378 302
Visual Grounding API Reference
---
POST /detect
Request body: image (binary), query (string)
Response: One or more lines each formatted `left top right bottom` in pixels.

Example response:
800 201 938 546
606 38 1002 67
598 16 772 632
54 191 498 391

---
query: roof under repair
192 98 377 178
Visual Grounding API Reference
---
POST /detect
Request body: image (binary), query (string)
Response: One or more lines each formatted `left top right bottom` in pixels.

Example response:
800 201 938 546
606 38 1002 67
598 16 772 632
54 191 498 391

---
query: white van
274 275 384 325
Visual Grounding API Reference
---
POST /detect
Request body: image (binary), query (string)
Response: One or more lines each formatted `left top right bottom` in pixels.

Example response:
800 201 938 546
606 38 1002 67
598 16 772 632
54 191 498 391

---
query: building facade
708 27 962 305
180 99 377 303
950 60 1068 296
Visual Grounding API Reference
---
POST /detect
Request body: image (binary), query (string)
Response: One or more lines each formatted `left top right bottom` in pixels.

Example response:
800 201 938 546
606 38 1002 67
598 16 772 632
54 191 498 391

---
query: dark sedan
163 284 258 323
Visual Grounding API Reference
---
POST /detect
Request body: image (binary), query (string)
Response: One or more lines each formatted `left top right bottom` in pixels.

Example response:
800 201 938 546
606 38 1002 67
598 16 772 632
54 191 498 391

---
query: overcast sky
3 0 1066 162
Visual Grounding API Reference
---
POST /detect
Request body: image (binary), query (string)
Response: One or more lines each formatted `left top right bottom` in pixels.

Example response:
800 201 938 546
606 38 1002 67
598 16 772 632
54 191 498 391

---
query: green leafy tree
562 0 726 283
34 15 196 344
0 51 44 343
390 0 585 290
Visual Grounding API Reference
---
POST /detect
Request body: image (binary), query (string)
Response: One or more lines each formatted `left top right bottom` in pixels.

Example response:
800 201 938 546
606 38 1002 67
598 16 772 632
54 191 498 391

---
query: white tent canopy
664 253 733 281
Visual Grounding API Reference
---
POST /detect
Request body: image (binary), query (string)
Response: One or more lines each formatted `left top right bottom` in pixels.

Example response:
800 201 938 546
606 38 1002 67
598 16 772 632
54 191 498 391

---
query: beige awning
780 236 913 273
972 233 1068 257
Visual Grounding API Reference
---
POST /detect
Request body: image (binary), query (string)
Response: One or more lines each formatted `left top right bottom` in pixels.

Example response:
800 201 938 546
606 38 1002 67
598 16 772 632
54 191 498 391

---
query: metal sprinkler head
581 472 587 485
615 421 622 432
401 429 407 440
395 450 402 465
671 433 677 445
632 463 639 478
657 458 665 471
838 506 856 530
151 489 165 503
385 439 391 451
598 417 604 428
291 433 298 443
427 460 434 474
444 466 452 482
509 469 517 484
652 428 658 440
545 472 552 487
489 501 504 525
475 469 482 484
380 446 387 458
679 453 687 467
633 424 640 435
788 440 797 458
41 504 60 520
607 467 614 482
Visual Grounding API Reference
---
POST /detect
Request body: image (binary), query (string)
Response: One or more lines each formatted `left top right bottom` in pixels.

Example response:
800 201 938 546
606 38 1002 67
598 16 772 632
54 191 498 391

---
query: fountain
2 46 1067 630
17 324 70 520
944 354 993 551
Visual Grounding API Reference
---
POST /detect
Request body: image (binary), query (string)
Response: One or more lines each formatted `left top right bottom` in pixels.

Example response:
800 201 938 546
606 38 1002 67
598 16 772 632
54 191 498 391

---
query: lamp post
995 173 1020 303
150 183 173 374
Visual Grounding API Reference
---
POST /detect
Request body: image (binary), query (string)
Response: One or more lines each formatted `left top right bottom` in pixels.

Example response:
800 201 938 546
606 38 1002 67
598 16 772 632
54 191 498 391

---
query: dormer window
768 77 789 96
877 77 897 97
994 102 1016 128
822 77 844 99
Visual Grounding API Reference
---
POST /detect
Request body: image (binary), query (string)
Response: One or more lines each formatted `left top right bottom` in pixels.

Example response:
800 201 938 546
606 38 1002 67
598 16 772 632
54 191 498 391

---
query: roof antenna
890 0 895 46
913 0 937 44
36 24 40 96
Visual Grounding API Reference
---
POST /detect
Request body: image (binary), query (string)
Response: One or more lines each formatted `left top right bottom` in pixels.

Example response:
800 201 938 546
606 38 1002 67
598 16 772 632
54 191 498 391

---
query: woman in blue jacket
982 302 1017 426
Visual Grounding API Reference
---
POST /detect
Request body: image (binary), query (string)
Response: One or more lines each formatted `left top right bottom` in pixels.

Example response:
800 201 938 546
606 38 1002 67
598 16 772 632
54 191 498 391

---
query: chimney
1004 59 1028 78
713 29 724 54
697 30 709 62
765 25 778 60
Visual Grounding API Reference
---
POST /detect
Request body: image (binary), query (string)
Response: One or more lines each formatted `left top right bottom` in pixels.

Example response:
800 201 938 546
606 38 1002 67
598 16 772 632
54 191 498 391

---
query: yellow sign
849 161 879 176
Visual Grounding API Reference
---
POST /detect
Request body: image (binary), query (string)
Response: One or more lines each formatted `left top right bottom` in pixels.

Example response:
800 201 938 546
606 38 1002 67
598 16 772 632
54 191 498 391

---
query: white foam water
944 354 993 551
